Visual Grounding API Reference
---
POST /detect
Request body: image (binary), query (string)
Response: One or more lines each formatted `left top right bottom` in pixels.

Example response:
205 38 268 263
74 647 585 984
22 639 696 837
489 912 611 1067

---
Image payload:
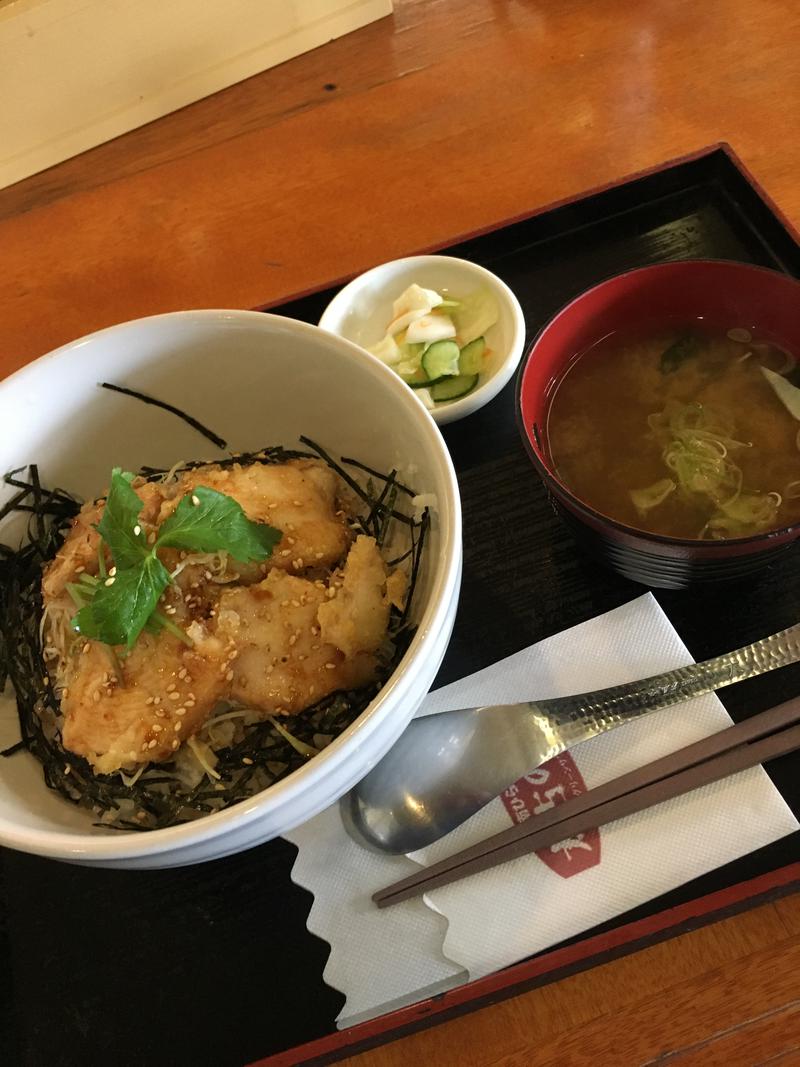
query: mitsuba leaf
95 468 149 569
72 556 170 648
157 486 281 561
74 470 281 649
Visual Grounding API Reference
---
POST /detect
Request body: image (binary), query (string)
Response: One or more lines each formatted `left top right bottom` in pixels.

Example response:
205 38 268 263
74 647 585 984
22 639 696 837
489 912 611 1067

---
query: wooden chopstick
373 695 800 908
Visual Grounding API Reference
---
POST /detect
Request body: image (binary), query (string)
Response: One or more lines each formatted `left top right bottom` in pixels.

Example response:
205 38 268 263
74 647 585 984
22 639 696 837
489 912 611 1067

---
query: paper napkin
286 594 798 1027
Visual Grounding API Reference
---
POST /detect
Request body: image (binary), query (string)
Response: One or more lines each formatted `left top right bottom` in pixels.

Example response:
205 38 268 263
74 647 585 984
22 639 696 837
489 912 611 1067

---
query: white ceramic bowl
318 255 526 425
0 310 462 868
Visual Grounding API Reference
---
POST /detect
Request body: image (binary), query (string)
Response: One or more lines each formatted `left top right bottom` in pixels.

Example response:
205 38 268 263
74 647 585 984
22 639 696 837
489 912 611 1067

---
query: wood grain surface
342 895 800 1066
2 2 800 1064
2 0 800 379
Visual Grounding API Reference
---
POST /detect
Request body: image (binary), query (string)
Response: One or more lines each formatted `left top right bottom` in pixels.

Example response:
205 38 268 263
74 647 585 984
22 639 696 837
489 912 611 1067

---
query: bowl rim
0 308 463 858
515 258 800 551
318 254 527 424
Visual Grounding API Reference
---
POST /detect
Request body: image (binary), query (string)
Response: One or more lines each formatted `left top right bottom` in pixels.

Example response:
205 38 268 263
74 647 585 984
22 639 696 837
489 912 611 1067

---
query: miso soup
547 325 800 540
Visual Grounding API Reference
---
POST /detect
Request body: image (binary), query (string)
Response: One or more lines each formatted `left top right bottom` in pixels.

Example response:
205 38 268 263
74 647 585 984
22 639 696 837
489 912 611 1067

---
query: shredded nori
0 447 428 831
100 382 229 450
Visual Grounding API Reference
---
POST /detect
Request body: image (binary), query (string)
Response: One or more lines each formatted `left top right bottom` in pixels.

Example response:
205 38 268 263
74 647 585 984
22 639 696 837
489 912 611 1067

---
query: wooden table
2 1 800 1063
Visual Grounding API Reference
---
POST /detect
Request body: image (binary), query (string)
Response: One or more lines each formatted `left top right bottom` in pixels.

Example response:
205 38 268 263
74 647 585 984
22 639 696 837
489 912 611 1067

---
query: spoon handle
535 624 800 750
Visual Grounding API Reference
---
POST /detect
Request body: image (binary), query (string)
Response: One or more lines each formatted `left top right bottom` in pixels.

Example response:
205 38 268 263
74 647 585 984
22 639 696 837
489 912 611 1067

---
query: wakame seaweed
0 447 428 831
659 332 700 374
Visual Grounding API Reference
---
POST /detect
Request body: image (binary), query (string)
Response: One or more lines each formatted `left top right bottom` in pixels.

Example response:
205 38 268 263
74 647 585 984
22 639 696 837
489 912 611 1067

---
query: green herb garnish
71 469 281 648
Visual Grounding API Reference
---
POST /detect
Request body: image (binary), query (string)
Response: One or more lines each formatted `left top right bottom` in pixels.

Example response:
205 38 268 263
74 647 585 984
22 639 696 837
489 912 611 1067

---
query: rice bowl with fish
0 310 461 867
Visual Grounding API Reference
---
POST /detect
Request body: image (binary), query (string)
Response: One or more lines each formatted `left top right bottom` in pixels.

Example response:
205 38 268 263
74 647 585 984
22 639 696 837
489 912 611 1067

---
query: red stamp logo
500 753 600 878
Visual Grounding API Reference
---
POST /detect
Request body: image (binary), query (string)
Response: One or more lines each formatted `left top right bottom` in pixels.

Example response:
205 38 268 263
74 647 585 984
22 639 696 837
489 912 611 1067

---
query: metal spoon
341 624 800 854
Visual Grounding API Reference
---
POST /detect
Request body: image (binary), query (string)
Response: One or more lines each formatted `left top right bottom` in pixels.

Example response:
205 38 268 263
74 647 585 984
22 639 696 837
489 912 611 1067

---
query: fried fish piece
44 458 349 601
216 566 379 717
317 535 391 657
60 622 227 774
45 461 390 774
171 459 350 576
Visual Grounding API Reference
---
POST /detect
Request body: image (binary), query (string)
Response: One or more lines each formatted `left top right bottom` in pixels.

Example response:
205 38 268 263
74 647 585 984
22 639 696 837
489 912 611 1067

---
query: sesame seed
108 566 117 577
204 570 212 580
166 682 176 693
152 724 163 733
287 538 296 546
176 707 186 716
242 757 254 765
187 692 196 701
295 557 304 569
172 739 180 750
280 599 290 607
292 500 302 507
225 670 234 682
174 722 182 732
325 662 336 670
148 739 158 749
315 551 324 560
93 690 101 702
64 764 71 775
153 696 161 705
311 643 320 650
148 531 157 544
145 696 155 705
155 709 166 718
133 524 141 536
289 635 297 646
178 668 187 679
280 549 291 557
268 502 278 509
104 576 115 587
169 692 181 701
192 495 201 506
42 675 50 687
310 625 320 636
165 605 177 615
291 599 300 607
75 566 85 574
326 588 336 598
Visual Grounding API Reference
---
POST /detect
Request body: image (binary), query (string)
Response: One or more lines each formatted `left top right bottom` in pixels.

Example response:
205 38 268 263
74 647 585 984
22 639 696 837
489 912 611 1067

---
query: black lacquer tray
3 144 799 1067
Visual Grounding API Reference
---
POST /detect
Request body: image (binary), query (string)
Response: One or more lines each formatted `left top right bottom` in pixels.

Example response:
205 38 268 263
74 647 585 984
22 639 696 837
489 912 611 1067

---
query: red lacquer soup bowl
517 260 800 589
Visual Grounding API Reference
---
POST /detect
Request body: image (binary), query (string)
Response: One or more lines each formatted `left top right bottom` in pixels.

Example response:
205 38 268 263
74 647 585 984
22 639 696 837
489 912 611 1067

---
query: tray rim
254 864 800 1067
253 141 800 316
249 141 800 1067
